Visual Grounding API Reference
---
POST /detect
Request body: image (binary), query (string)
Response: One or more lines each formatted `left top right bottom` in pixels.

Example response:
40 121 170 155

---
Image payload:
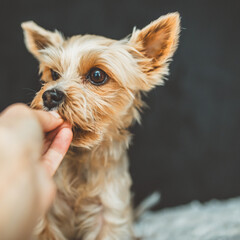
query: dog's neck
70 128 131 168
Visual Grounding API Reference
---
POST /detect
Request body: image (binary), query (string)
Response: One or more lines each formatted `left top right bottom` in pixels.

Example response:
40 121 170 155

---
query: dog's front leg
75 162 134 240
33 215 67 240
33 170 76 240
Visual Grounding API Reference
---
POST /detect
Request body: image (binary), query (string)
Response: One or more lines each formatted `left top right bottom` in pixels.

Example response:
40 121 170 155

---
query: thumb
41 125 73 176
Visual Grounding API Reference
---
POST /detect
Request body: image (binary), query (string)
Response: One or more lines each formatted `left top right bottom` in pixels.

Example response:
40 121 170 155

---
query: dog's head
22 13 180 148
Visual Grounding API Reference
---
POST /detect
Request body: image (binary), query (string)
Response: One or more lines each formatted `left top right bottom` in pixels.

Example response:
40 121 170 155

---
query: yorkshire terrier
21 12 180 240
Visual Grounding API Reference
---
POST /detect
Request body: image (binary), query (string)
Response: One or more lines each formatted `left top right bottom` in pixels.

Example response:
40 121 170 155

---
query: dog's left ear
21 21 64 60
129 12 180 91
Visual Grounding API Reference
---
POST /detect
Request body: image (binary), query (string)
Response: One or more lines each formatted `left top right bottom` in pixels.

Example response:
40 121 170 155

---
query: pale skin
0 104 73 240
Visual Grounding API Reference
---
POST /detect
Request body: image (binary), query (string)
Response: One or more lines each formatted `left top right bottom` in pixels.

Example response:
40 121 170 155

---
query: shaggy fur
21 13 180 240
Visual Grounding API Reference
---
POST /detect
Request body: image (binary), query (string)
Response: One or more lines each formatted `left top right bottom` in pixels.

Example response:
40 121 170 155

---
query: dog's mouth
36 106 86 140
31 100 100 148
55 111 97 147
56 111 84 135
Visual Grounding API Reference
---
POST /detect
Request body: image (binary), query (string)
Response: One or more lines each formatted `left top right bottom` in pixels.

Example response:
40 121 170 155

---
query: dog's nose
42 89 65 110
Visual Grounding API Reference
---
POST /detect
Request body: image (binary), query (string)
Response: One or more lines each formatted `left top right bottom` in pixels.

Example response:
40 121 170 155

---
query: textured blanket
135 195 240 240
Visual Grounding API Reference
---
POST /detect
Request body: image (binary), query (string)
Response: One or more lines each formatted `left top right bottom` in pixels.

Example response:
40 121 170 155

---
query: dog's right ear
21 21 64 60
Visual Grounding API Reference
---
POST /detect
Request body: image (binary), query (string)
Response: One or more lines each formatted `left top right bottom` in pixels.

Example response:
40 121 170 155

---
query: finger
33 110 63 132
42 138 53 156
1 104 63 133
0 104 32 121
42 127 73 176
45 122 72 140
42 122 72 155
42 126 60 155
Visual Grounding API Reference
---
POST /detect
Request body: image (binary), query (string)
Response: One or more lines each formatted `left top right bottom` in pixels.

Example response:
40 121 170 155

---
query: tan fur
22 13 180 240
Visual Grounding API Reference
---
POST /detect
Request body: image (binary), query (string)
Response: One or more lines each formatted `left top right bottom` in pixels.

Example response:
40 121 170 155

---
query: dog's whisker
22 87 37 93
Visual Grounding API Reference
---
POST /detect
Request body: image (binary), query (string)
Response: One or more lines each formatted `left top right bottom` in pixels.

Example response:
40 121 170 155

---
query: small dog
22 12 180 240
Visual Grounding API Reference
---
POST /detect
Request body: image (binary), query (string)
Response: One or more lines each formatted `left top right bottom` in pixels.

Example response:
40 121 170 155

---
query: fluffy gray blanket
135 194 240 240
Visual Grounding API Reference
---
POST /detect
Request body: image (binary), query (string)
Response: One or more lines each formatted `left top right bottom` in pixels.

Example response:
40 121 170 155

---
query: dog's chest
54 149 108 205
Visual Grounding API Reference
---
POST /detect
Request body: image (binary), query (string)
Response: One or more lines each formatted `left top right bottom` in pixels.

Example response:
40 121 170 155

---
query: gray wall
0 0 240 208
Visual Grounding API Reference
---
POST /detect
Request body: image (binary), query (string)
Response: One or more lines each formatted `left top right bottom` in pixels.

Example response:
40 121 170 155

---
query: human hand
1 104 73 176
0 104 73 240
32 110 73 176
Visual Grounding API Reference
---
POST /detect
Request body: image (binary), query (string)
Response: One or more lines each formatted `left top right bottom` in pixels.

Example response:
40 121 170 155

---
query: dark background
0 0 240 209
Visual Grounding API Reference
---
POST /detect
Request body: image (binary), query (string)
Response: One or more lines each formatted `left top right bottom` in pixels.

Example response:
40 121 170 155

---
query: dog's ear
129 13 180 91
21 21 64 60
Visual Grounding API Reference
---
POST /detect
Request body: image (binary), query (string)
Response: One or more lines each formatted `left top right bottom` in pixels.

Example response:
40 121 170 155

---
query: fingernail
49 111 61 119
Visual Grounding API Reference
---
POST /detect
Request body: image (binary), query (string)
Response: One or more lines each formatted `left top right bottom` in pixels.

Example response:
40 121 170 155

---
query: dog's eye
87 68 108 86
50 69 60 81
39 72 45 84
39 79 45 85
